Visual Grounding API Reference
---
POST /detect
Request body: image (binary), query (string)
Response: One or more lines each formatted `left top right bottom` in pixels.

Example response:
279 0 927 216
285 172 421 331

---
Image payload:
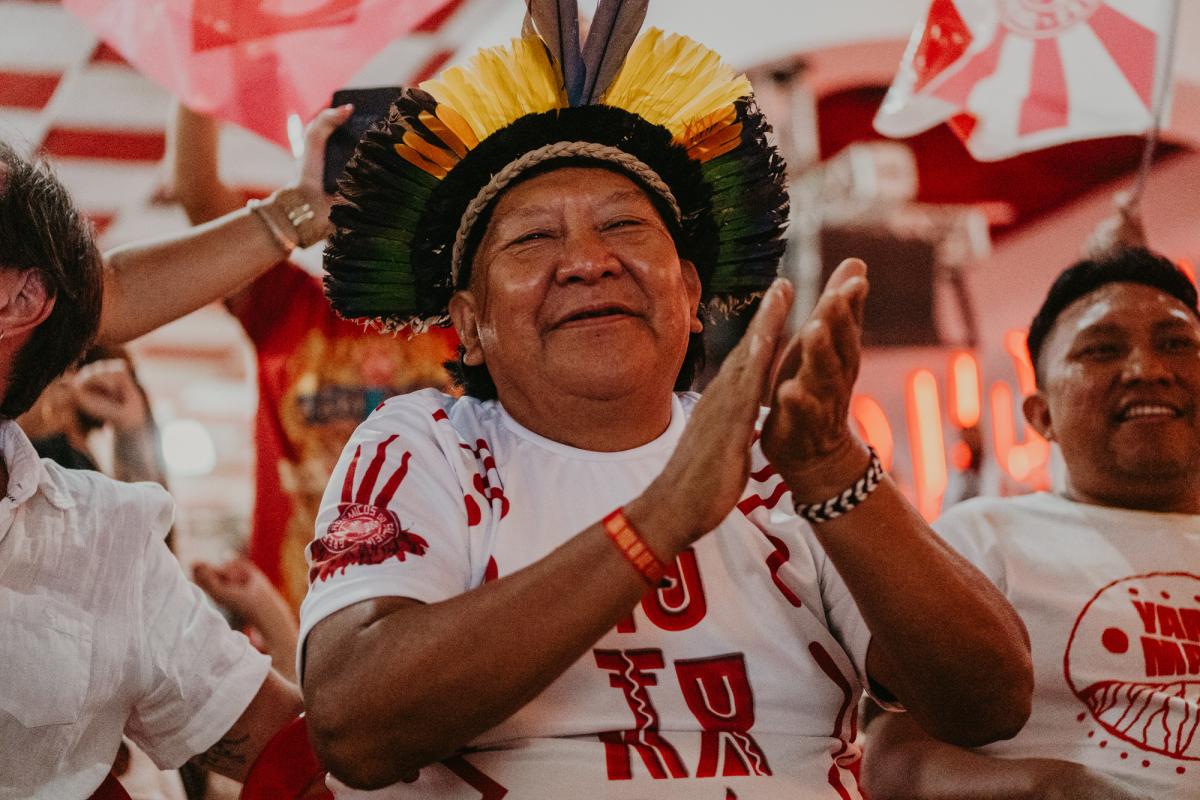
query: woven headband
450 141 682 285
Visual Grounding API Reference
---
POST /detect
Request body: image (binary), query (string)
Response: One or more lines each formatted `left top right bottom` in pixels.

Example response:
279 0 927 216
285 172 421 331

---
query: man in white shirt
0 105 347 798
298 9 1034 797
863 247 1200 799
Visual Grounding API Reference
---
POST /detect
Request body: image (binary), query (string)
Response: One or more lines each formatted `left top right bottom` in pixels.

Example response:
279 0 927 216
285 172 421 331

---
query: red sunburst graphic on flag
999 0 1103 37
875 0 1172 160
935 2 1155 136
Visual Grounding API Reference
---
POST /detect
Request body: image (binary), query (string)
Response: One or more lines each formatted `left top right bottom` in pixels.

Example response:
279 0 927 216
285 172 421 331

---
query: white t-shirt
935 492 1200 797
300 389 875 799
0 421 271 800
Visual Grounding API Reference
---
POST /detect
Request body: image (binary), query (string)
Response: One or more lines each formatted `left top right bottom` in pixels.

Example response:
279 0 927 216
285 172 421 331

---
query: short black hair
0 142 103 418
1026 247 1199 382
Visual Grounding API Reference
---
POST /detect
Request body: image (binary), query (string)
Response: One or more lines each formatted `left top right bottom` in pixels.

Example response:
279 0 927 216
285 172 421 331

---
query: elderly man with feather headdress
298 2 1034 797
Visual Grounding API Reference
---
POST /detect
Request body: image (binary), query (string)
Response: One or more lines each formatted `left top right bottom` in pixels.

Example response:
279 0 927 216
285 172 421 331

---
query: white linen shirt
0 421 270 800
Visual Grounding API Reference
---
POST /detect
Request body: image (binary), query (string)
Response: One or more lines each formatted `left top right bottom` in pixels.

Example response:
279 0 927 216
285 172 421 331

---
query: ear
681 259 703 334
448 290 485 367
1022 392 1053 441
0 269 55 340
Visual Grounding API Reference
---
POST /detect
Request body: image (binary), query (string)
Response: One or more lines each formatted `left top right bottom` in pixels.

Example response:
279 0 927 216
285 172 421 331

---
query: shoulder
365 388 494 442
936 492 1071 534
934 493 1039 526
340 389 503 491
29 465 175 597
41 461 174 547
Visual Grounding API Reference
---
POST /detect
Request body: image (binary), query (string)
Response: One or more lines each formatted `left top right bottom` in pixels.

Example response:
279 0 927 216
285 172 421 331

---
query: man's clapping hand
762 258 873 504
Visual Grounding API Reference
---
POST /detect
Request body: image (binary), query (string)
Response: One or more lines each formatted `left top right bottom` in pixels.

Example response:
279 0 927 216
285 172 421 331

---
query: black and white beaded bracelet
794 446 885 524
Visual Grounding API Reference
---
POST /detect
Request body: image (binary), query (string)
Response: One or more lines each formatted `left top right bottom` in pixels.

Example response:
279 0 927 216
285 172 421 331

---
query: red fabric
61 0 456 147
240 717 331 800
88 773 132 800
232 263 456 608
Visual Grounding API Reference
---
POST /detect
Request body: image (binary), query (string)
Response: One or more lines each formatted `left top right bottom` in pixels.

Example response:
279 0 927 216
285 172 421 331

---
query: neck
495 381 676 452
1061 478 1200 515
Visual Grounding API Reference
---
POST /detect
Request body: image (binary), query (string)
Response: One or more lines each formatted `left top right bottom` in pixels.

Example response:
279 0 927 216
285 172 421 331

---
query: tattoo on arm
193 732 252 775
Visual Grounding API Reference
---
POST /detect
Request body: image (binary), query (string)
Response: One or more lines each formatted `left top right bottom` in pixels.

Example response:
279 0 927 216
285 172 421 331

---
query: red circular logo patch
308 503 429 582
1000 0 1102 37
1064 572 1200 761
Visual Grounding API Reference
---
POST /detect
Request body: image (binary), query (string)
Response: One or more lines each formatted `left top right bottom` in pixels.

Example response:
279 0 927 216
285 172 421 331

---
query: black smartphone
323 86 402 194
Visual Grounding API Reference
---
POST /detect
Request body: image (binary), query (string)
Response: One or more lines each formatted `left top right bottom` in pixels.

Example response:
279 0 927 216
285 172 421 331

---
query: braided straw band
794 446 885 524
450 141 684 286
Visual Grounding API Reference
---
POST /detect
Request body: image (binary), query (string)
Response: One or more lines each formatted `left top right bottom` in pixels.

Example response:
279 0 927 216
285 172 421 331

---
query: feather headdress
326 0 789 331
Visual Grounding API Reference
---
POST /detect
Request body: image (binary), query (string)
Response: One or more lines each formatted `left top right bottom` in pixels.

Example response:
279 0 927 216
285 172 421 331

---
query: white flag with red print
874 0 1178 161
61 0 456 148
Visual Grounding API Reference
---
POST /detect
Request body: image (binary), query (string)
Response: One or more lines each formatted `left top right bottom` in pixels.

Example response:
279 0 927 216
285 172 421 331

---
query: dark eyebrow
1152 317 1198 332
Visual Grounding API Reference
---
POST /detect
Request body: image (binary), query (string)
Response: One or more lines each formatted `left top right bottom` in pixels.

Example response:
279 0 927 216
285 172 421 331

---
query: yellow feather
418 111 468 158
421 37 565 141
393 143 448 178
434 104 479 150
688 123 742 163
603 29 751 139
681 107 737 146
403 130 459 171
689 121 742 153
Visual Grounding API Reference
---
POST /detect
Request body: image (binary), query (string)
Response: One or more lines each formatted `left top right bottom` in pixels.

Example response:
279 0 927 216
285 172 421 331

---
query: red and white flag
874 0 1179 161
62 0 457 148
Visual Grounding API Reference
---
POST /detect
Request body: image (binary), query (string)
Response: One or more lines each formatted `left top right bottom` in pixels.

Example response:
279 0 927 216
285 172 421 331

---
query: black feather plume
580 0 647 104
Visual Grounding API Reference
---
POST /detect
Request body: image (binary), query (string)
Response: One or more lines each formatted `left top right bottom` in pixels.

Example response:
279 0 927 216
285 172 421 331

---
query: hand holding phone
323 86 402 194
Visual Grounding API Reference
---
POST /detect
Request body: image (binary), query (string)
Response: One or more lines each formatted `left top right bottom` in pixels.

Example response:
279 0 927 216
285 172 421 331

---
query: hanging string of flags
874 0 1180 161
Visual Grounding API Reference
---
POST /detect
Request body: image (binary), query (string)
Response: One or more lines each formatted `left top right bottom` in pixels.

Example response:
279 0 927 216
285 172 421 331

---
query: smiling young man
863 247 1200 799
297 8 1031 798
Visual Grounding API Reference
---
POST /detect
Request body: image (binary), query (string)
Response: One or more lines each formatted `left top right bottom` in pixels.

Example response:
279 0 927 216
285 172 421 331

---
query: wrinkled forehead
468 164 676 284
489 164 661 223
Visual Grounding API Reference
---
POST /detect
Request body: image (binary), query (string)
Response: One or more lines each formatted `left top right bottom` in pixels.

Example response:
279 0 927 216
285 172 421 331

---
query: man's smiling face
1028 281 1200 507
450 166 702 408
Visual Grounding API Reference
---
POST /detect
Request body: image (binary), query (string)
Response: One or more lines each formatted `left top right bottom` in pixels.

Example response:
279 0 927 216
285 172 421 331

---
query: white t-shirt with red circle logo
935 492 1200 796
299 388 875 799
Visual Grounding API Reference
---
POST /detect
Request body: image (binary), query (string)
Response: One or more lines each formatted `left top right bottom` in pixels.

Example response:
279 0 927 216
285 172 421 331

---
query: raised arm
303 280 795 789
760 259 1033 746
170 103 244 225
861 706 1151 800
95 104 352 345
69 358 163 484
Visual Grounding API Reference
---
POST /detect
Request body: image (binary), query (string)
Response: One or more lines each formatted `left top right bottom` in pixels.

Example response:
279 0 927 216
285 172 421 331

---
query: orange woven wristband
603 507 667 587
